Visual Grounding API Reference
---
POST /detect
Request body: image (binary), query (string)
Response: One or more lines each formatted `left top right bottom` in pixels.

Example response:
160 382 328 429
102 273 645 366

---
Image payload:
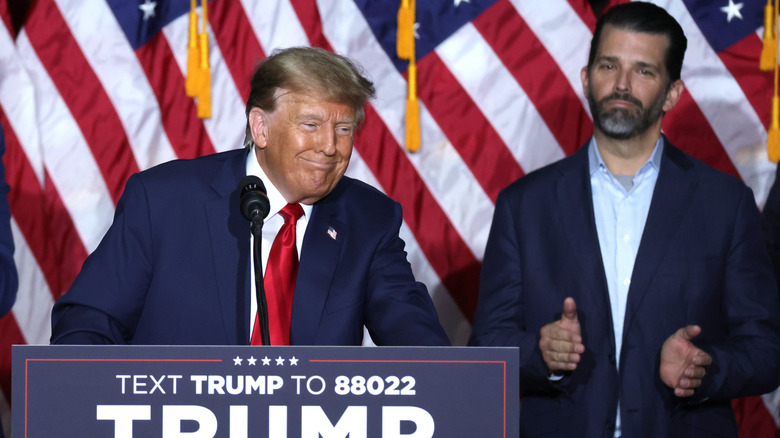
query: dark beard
588 90 666 140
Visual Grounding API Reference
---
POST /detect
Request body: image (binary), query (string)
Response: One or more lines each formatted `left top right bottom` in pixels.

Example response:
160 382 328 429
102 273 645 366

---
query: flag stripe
720 34 772 129
9 219 53 345
0 0 11 38
290 0 329 49
732 396 780 437
566 0 599 30
474 0 593 154
56 0 179 171
160 13 247 155
665 0 771 185
511 0 594 113
135 32 217 160
24 0 139 203
437 22 568 175
663 91 742 177
15 31 116 254
417 52 525 202
239 0 310 54
0 111 67 297
210 0 265 103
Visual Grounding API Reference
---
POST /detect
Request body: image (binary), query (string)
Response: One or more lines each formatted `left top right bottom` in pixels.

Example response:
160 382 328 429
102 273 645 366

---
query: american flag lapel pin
327 226 338 240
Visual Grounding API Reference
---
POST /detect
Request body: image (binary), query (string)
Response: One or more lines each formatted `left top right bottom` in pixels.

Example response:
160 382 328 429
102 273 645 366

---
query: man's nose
614 69 631 92
316 129 337 155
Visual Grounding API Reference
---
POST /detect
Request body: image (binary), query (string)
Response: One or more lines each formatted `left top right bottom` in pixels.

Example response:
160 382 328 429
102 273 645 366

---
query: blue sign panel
13 345 518 437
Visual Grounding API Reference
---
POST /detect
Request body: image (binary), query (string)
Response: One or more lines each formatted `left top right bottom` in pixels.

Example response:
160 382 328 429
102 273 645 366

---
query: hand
660 325 712 397
539 297 585 373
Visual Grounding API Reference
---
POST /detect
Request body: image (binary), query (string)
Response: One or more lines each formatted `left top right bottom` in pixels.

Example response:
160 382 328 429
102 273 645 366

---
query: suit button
608 353 616 365
605 420 615 431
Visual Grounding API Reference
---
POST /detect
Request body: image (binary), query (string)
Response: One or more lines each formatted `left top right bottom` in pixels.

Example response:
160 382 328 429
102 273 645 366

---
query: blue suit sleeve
761 162 780 300
0 123 18 317
691 186 780 402
50 173 153 344
363 201 450 346
470 190 558 392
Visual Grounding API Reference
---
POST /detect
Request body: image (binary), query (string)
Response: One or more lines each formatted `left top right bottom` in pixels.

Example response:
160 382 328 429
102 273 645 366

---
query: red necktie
251 203 303 345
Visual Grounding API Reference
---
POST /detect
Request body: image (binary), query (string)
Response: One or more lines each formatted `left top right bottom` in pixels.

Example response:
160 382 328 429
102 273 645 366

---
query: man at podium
50 47 449 348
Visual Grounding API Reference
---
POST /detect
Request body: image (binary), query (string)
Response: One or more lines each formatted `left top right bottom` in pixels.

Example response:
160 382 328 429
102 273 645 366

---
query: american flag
0 0 778 435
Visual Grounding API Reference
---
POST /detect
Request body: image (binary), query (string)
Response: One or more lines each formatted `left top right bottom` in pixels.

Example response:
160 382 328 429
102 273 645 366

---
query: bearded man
470 3 780 437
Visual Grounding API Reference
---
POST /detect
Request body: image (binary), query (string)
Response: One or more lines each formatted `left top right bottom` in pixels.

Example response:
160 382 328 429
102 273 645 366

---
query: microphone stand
250 216 271 346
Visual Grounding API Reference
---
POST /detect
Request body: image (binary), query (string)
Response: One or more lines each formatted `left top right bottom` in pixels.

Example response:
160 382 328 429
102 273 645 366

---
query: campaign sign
13 345 518 437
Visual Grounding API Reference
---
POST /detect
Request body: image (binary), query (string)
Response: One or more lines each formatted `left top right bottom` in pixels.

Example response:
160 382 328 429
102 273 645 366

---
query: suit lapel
556 146 616 352
204 149 252 344
291 185 346 344
623 141 695 340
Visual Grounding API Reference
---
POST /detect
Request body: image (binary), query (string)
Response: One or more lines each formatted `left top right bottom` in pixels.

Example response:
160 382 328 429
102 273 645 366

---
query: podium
13 345 518 437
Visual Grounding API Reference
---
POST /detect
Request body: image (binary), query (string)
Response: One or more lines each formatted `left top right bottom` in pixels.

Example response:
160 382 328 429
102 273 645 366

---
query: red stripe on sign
357 106 481 321
475 0 592 156
0 109 88 299
209 0 265 103
24 0 139 204
663 90 741 179
135 31 216 160
417 52 525 202
0 313 26 397
719 34 772 130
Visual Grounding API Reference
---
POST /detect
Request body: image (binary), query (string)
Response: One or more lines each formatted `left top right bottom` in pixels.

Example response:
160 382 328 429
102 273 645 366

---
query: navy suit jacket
51 148 448 346
0 123 17 318
471 138 780 437
0 122 15 438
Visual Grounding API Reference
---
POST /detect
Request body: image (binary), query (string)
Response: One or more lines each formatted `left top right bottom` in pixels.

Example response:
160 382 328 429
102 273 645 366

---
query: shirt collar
245 146 313 221
588 136 664 177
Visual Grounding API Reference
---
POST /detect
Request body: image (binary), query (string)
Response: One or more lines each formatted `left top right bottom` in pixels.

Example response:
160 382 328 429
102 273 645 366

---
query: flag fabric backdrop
0 0 778 435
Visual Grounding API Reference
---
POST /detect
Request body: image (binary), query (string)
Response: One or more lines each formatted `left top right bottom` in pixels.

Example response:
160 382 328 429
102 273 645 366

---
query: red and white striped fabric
0 0 778 436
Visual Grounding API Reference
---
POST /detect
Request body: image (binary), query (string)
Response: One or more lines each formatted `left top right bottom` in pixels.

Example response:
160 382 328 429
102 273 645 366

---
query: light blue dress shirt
589 137 663 437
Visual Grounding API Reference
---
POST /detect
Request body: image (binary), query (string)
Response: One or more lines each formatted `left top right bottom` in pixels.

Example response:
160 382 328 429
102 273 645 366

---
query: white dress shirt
589 137 663 437
245 147 312 338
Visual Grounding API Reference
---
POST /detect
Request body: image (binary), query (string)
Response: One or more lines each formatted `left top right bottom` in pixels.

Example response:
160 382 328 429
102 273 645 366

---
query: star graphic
454 0 471 6
720 0 744 23
275 356 285 366
413 22 420 40
247 356 257 366
289 356 299 366
138 0 157 21
233 356 243 366
262 356 271 366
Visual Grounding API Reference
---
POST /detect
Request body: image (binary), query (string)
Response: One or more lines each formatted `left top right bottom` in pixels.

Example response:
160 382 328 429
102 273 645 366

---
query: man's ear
248 107 269 148
662 79 685 113
580 66 590 97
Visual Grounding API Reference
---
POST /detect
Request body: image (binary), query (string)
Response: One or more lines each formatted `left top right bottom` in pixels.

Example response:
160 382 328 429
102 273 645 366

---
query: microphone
238 175 272 346
238 175 270 234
